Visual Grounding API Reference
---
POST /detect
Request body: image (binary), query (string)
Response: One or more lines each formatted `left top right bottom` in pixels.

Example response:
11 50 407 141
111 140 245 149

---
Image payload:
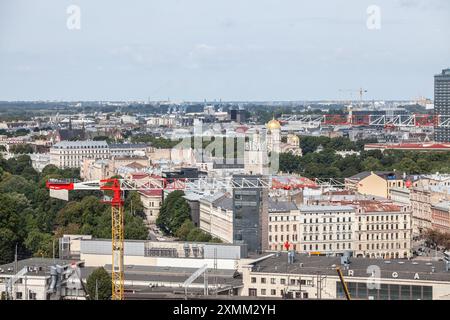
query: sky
0 0 449 101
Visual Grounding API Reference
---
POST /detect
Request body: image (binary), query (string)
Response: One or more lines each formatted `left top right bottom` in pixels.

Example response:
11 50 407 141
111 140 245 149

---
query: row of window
358 223 408 231
303 224 352 232
303 243 352 251
269 234 298 242
358 215 407 222
359 232 408 241
250 277 312 286
358 242 408 250
303 233 352 241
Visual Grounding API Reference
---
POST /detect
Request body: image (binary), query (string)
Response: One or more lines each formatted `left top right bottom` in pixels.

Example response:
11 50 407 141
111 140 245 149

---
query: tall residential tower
434 68 450 142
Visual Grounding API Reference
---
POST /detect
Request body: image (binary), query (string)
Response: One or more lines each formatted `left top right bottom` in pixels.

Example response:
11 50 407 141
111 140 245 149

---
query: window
251 277 256 283
280 278 286 285
271 289 276 296
15 292 23 300
261 289 266 295
261 278 266 284
271 278 276 284
401 285 411 300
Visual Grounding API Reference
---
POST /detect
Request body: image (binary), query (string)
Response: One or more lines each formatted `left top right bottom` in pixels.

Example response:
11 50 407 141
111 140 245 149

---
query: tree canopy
280 136 450 178
86 267 112 300
0 154 148 265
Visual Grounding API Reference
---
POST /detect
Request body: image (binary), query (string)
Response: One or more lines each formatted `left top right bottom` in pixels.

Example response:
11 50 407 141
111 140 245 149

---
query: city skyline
0 0 449 101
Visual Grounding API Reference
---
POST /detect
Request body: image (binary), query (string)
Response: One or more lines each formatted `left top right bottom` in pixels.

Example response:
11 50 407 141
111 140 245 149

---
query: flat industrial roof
0 258 82 276
248 253 450 282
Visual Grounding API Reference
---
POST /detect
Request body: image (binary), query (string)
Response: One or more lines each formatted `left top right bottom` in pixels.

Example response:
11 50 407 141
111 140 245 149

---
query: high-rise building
434 68 450 142
232 175 269 253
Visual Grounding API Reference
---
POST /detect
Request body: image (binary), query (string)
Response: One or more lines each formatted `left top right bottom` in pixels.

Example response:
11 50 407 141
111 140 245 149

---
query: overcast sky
0 0 449 101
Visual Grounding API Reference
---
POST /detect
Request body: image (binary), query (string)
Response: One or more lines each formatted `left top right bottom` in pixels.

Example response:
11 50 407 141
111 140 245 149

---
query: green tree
175 219 195 240
24 230 54 258
361 157 384 172
9 144 34 154
86 267 112 300
157 190 191 234
124 191 145 219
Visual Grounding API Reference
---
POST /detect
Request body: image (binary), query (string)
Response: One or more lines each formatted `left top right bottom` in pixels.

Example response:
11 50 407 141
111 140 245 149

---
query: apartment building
109 143 147 157
431 201 450 234
353 201 412 259
139 190 163 224
268 200 300 251
80 156 149 180
200 194 299 249
345 171 411 199
411 186 450 236
80 159 112 180
298 205 355 255
199 192 234 244
50 141 110 168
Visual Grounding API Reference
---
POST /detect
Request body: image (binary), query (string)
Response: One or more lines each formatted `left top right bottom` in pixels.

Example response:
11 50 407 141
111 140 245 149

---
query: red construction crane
45 176 274 300
46 177 187 300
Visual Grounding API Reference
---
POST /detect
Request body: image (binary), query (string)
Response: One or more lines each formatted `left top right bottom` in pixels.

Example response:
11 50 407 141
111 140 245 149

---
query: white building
50 140 110 168
298 205 355 255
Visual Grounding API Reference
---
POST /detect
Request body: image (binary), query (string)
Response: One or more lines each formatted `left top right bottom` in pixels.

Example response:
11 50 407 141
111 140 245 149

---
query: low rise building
0 258 85 300
241 253 450 300
431 201 450 234
139 190 163 224
411 185 450 236
345 171 411 199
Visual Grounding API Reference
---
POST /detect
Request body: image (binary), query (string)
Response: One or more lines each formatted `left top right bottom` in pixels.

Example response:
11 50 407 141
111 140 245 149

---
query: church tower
266 118 281 154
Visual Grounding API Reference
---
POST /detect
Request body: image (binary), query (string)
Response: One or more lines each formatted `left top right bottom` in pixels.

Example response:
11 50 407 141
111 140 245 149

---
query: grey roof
0 258 81 276
53 140 108 148
81 265 242 287
249 253 450 282
200 191 228 204
299 205 355 213
214 196 233 211
268 199 298 212
348 171 405 181
109 143 147 149
432 201 450 211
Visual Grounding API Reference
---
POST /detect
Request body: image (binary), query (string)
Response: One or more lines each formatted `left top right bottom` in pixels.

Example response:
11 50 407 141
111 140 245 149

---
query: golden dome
266 118 281 130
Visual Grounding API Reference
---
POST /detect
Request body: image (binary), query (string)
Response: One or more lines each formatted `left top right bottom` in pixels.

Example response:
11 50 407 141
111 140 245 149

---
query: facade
431 201 450 234
411 186 450 236
80 159 112 180
345 171 408 199
434 68 450 142
109 143 147 157
139 190 163 224
298 205 355 255
354 202 412 259
79 238 247 270
244 129 270 175
50 140 110 168
268 201 301 251
390 187 411 205
232 175 269 253
0 258 85 300
199 192 234 243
